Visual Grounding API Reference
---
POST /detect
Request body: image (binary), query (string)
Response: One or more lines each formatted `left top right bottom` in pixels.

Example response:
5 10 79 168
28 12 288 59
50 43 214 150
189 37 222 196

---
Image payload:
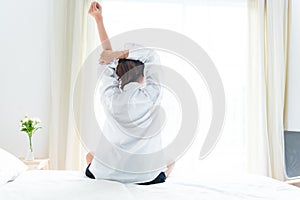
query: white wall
286 0 300 131
0 0 51 158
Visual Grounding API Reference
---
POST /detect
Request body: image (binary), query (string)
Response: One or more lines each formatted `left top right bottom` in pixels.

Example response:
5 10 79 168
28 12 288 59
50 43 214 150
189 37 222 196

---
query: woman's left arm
89 2 129 64
89 2 111 51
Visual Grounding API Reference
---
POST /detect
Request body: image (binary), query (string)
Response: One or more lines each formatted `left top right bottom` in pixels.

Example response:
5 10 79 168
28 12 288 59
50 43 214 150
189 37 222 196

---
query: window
98 0 248 177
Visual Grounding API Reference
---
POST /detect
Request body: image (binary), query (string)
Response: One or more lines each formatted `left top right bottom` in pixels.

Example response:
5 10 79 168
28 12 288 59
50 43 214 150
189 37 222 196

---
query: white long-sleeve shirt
89 43 164 183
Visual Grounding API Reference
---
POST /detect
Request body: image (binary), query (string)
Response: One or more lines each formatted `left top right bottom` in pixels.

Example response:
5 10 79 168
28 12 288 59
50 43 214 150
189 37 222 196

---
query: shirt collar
123 82 142 91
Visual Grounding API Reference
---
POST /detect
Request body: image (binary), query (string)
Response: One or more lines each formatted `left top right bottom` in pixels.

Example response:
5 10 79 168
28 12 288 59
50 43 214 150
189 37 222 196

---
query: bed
1 170 300 200
1 148 300 200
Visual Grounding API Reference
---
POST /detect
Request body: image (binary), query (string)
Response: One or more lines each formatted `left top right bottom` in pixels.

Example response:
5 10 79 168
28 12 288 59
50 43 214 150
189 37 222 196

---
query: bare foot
86 152 94 165
165 162 175 177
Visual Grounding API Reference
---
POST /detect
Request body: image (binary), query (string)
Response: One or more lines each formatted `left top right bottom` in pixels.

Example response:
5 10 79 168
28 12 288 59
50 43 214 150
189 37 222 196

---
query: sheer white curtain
49 0 96 170
247 0 290 180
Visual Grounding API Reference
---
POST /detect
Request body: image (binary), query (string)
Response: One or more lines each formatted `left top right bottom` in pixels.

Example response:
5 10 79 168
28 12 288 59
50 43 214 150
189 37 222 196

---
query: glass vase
25 136 34 161
25 149 34 161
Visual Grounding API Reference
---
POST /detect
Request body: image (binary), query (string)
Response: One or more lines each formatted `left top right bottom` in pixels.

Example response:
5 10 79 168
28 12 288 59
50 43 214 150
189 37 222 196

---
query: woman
86 2 174 185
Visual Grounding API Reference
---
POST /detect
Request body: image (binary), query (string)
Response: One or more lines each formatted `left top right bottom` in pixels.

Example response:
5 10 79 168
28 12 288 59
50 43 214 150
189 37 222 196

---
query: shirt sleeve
98 60 121 110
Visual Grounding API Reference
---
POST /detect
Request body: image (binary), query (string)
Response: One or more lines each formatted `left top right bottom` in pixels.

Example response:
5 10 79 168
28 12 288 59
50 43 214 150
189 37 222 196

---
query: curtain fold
49 0 96 170
247 0 290 180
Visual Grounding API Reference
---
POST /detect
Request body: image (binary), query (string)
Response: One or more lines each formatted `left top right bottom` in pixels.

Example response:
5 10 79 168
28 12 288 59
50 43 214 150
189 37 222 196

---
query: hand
99 50 129 64
88 1 102 21
99 50 116 65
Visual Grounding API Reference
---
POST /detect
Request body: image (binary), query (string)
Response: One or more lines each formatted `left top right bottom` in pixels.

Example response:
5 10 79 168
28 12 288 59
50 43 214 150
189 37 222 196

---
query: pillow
0 148 28 185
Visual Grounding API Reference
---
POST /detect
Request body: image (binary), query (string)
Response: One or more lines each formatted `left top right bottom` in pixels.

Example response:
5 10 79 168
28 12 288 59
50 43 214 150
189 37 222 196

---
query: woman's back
89 44 165 183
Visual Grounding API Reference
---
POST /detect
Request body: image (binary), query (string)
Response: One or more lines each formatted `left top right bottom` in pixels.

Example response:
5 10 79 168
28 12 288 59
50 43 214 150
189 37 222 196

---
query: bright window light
97 0 248 178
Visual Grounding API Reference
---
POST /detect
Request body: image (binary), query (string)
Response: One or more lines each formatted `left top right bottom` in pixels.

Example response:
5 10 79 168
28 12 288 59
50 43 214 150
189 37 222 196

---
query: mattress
0 170 299 200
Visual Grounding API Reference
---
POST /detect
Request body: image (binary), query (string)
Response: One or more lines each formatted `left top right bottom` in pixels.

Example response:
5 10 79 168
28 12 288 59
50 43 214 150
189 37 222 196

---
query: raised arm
88 2 112 51
89 2 128 64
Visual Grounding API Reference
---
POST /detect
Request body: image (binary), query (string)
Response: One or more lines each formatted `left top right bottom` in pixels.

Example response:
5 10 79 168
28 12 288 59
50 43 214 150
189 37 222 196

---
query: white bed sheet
0 170 299 200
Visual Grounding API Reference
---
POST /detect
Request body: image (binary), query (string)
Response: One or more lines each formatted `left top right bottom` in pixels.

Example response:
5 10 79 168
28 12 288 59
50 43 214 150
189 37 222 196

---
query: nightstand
19 158 50 170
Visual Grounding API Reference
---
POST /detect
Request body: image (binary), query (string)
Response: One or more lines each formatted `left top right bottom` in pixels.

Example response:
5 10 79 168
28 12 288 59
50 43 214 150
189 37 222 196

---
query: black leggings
85 164 166 185
85 164 95 179
137 172 166 185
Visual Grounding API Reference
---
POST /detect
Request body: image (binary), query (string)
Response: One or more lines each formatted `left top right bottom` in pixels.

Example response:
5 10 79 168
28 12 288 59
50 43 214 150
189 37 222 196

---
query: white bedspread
0 170 299 200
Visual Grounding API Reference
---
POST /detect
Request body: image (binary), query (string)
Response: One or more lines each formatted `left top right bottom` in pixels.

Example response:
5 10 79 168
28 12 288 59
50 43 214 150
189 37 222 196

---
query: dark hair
116 59 144 89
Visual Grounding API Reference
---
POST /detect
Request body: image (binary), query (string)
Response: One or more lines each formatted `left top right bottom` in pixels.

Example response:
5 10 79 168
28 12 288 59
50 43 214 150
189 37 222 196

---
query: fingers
98 55 106 64
88 2 96 14
93 2 100 11
96 2 101 10
89 2 97 12
99 59 105 64
99 50 115 64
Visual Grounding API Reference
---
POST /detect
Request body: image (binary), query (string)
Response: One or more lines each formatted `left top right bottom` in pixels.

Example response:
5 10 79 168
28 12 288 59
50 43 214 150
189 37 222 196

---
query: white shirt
89 43 164 183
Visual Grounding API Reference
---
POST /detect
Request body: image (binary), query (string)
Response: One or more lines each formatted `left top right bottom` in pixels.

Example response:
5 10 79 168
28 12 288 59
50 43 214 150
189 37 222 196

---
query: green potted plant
20 116 41 161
